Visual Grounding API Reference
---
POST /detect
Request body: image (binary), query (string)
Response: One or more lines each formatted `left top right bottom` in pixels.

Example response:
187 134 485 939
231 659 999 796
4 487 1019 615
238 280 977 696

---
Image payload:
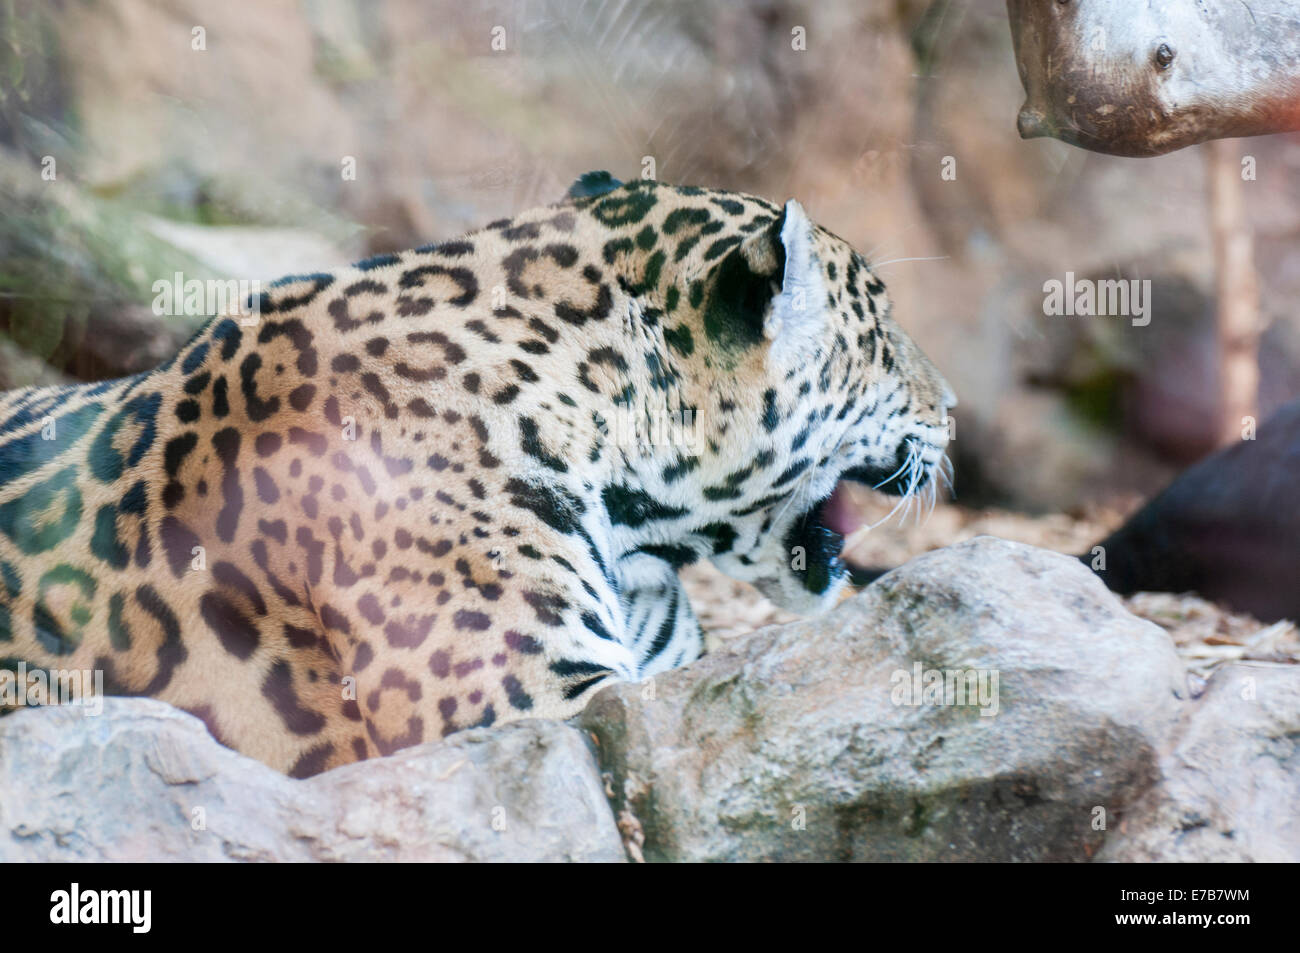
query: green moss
0 152 212 367
905 797 932 838
1063 367 1124 429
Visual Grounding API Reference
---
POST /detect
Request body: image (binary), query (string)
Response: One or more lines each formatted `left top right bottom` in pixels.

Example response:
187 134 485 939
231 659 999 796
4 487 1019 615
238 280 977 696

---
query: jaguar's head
700 198 955 615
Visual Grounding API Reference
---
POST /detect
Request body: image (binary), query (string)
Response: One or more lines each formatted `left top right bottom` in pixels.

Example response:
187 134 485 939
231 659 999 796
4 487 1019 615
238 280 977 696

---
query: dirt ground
681 491 1300 688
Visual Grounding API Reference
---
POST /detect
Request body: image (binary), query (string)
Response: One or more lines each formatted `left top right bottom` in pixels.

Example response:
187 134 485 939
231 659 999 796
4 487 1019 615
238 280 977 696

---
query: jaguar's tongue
820 482 866 538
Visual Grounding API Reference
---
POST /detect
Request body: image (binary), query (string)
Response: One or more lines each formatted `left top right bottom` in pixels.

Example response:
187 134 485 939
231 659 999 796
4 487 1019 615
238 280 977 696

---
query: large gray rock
581 536 1189 862
0 699 624 862
1100 662 1300 862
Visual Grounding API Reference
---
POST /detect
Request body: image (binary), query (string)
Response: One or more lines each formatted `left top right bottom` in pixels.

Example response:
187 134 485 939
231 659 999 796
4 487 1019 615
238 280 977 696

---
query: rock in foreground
0 700 624 862
1099 662 1300 863
582 537 1189 861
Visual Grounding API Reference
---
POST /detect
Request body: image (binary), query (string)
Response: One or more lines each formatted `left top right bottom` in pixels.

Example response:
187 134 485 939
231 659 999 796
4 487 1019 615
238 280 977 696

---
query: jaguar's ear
569 170 623 199
761 200 826 355
705 198 825 355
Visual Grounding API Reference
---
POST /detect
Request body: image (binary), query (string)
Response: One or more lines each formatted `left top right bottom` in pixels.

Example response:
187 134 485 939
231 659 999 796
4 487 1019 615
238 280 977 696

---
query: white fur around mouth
819 447 951 539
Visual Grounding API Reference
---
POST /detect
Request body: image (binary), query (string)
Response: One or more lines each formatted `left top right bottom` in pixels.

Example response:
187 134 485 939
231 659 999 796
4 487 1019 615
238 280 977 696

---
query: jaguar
0 173 954 777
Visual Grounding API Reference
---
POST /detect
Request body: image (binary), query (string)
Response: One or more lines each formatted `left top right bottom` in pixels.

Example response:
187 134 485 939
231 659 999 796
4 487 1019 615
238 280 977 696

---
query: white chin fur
742 566 848 617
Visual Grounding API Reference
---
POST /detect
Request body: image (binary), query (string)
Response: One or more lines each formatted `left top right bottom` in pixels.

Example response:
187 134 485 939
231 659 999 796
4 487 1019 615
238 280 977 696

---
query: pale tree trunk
1206 138 1260 446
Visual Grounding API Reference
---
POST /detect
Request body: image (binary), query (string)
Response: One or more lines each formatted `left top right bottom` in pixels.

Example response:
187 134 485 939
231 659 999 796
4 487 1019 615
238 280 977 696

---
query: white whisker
866 441 923 532
922 473 938 527
872 452 911 490
866 490 910 531
905 446 924 525
939 454 955 500
871 255 950 270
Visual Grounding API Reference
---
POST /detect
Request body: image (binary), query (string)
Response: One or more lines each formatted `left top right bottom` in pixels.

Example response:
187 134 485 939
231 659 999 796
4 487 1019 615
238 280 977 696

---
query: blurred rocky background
3 0 1300 510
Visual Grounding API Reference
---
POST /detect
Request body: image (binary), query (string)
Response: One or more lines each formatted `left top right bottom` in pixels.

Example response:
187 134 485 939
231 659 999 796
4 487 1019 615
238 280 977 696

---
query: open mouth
785 444 937 597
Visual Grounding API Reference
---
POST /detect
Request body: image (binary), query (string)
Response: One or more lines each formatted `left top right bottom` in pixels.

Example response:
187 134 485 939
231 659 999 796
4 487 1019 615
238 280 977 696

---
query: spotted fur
0 176 954 776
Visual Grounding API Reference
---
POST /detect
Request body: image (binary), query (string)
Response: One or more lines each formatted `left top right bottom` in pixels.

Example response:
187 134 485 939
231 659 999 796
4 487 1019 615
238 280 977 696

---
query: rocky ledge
2 537 1296 862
